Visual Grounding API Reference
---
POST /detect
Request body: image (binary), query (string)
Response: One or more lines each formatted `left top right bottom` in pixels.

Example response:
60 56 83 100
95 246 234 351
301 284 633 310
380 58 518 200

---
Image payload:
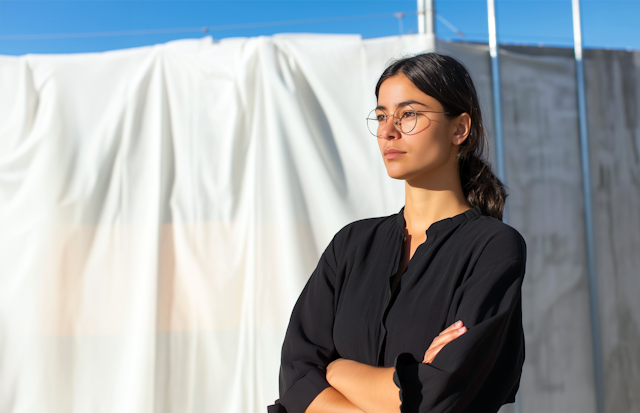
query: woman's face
376 73 469 183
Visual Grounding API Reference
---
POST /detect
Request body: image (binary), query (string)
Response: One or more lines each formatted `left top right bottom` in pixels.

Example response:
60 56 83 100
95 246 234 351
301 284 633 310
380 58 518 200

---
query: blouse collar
395 205 483 234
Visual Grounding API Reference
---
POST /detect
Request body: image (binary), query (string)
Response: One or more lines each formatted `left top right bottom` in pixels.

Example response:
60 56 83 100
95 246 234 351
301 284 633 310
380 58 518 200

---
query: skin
305 73 473 413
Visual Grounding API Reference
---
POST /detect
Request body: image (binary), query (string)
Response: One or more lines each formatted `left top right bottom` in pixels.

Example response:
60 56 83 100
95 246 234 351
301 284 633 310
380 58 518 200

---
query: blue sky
0 0 638 55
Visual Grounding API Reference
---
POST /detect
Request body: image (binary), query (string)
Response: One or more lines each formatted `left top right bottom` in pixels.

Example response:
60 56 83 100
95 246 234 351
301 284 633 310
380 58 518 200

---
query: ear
451 113 471 145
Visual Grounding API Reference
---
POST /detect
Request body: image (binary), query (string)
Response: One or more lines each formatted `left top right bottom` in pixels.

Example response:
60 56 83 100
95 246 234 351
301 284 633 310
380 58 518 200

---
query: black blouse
268 206 527 413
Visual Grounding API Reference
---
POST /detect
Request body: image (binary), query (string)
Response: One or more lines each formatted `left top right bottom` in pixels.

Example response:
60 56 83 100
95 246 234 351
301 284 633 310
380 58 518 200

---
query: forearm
327 359 401 413
305 386 365 413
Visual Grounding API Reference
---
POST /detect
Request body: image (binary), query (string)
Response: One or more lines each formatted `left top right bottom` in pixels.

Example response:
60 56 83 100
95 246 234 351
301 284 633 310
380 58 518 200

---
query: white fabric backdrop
0 34 435 413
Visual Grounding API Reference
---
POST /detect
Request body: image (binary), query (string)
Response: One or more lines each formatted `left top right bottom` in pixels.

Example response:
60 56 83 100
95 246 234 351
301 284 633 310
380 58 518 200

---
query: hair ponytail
458 149 508 221
375 53 508 221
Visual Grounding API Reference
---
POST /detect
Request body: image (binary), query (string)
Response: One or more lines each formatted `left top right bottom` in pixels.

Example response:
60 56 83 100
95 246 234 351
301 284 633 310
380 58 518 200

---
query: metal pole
487 0 508 224
487 5 519 411
395 12 405 36
487 2 517 408
425 0 435 37
417 0 424 34
572 1 604 412
417 0 435 36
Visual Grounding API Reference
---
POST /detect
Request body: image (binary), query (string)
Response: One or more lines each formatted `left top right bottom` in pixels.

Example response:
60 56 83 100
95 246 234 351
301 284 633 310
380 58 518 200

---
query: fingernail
459 327 466 333
455 320 462 327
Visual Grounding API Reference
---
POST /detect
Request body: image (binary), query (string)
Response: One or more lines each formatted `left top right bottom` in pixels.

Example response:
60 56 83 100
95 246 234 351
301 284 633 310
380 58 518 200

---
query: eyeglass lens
366 104 429 137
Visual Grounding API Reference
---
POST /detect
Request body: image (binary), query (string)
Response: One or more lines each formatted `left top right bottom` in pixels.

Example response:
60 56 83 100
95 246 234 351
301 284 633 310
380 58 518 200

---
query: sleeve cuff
393 352 424 412
280 369 331 413
267 400 288 413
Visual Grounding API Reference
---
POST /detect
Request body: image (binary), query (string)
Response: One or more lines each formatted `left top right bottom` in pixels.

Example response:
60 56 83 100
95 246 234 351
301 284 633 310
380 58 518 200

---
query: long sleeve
272 236 343 413
393 232 527 412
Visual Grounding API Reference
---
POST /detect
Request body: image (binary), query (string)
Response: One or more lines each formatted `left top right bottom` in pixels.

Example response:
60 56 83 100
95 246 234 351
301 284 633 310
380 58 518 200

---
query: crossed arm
304 320 468 413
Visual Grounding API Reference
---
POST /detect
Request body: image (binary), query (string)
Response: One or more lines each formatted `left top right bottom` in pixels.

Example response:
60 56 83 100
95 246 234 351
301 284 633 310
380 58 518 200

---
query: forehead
377 74 441 110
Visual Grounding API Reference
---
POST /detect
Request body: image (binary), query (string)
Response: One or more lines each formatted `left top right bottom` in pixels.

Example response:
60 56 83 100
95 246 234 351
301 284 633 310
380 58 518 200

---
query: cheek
411 133 450 161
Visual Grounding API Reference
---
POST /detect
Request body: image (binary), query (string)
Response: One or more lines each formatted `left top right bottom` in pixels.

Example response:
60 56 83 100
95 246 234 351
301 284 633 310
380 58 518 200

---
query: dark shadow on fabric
289 56 348 197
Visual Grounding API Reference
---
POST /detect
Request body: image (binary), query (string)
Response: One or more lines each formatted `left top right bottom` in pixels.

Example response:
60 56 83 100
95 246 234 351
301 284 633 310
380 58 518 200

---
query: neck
402 164 470 235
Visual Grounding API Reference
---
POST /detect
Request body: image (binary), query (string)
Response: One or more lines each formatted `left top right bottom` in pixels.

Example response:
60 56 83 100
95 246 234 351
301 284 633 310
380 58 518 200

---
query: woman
268 53 527 413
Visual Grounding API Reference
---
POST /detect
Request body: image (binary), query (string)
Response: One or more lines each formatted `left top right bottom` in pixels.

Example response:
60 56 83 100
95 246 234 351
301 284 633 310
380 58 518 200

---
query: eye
401 111 416 119
376 114 386 122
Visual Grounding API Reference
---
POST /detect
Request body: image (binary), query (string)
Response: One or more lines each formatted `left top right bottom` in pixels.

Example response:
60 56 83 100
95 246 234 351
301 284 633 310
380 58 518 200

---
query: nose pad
380 117 400 140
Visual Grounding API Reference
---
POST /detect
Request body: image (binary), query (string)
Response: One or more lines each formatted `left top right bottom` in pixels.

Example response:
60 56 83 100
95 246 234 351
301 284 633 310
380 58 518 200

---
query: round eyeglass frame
366 104 450 137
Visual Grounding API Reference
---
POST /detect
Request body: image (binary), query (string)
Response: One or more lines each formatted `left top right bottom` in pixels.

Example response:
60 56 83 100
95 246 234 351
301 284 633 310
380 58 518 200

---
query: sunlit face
376 73 467 183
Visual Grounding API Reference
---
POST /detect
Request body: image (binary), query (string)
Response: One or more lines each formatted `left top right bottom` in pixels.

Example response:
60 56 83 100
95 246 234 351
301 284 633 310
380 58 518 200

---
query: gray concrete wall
438 41 640 413
584 49 640 413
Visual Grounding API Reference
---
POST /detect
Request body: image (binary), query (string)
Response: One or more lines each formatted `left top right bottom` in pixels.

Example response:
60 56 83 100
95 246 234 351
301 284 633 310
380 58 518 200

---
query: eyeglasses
366 104 450 137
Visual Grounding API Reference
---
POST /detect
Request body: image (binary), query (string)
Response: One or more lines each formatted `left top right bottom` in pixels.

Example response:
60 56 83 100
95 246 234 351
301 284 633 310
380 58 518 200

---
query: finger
424 325 468 364
423 329 466 364
424 333 464 362
423 344 447 363
439 320 465 335
424 327 468 364
425 343 446 358
433 326 467 346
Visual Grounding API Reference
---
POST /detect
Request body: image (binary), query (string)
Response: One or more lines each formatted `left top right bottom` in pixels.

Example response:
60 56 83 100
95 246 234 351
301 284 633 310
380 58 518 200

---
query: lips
384 147 405 160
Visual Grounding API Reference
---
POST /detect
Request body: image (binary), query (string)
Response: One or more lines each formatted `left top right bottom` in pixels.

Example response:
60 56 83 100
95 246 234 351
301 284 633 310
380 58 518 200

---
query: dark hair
375 52 508 221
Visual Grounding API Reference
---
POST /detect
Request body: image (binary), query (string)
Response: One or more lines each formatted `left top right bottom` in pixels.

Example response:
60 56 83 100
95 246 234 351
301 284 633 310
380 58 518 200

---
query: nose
379 117 400 140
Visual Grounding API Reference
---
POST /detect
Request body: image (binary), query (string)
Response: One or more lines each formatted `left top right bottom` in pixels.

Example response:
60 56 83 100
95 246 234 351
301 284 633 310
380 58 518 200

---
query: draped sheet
0 34 434 413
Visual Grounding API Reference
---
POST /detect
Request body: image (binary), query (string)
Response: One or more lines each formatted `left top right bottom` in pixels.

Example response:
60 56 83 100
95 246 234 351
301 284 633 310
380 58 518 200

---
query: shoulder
317 212 398 274
321 211 399 260
464 214 527 266
332 212 398 244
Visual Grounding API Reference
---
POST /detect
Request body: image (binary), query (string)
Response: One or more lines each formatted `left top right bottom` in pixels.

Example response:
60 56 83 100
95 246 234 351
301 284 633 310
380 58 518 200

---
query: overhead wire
4 11 621 49
0 10 422 40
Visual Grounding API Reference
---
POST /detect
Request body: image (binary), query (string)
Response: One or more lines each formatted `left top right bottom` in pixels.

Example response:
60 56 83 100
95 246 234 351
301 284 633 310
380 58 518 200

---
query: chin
385 162 434 182
384 166 414 181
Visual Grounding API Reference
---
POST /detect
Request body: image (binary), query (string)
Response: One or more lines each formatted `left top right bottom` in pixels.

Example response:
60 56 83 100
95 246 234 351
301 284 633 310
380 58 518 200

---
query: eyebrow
375 100 430 111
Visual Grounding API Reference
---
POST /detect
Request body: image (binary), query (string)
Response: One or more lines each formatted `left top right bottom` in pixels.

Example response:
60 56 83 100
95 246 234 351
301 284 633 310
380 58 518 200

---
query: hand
422 320 467 364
